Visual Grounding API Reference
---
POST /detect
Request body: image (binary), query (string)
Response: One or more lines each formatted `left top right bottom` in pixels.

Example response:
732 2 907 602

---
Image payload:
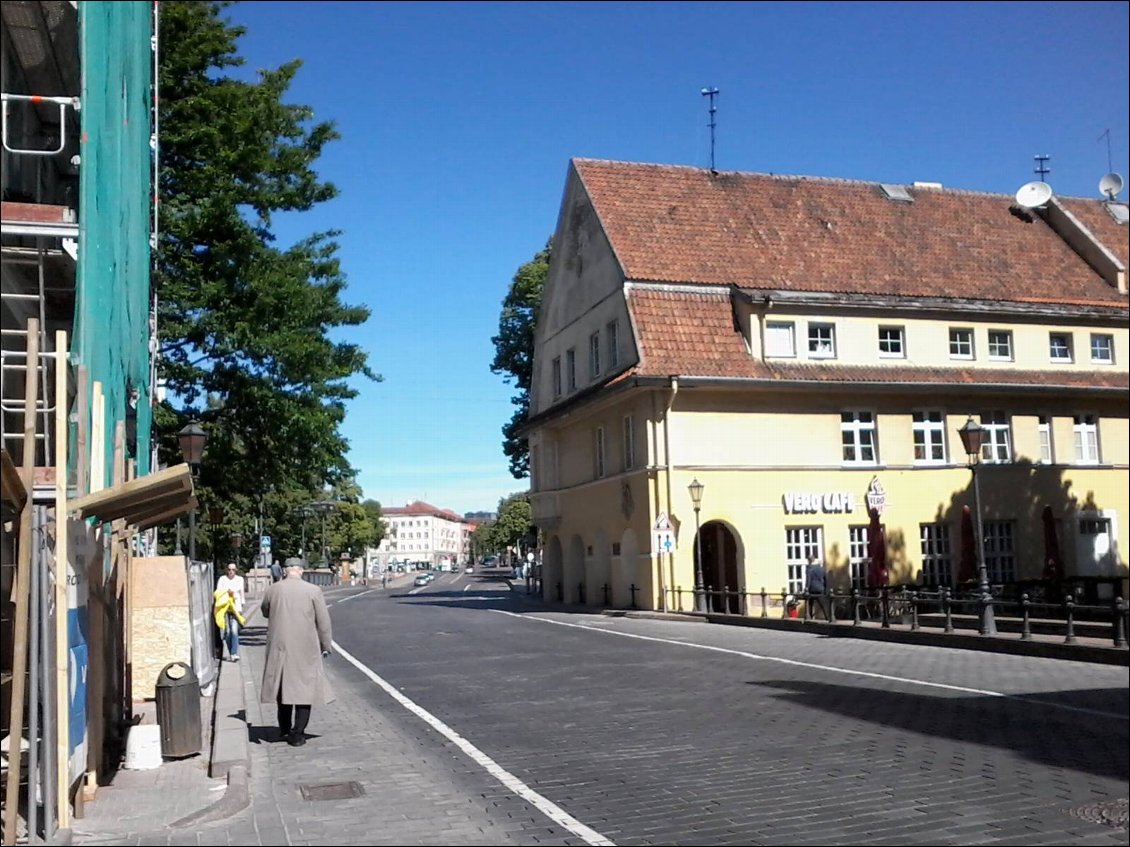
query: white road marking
337 588 376 604
332 643 615 846
491 611 1129 721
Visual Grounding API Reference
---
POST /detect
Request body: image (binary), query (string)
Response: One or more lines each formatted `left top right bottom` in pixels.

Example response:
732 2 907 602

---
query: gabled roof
384 500 466 522
573 158 1128 308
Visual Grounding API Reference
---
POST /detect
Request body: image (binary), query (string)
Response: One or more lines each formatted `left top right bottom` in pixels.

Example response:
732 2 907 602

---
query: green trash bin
155 662 201 758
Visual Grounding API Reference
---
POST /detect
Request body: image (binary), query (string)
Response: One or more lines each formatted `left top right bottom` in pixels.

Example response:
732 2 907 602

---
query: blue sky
223 1 1129 515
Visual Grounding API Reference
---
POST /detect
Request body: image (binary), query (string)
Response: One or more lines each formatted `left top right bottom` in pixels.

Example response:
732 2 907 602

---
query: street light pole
177 420 207 562
957 416 997 636
688 478 705 613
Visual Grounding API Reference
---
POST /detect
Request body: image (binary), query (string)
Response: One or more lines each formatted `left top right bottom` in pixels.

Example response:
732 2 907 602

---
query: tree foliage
490 240 551 478
491 492 534 551
154 1 379 556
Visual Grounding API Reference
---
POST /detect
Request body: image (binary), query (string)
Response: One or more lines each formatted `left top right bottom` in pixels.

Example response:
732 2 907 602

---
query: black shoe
287 732 306 747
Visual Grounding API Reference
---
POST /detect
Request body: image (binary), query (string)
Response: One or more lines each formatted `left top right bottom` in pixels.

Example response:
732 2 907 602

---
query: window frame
878 326 905 358
987 330 1013 361
1037 414 1053 464
566 348 577 392
607 320 620 369
948 327 975 360
621 415 635 472
841 410 878 465
848 526 869 590
594 426 606 479
919 523 953 588
1049 332 1073 363
785 526 823 595
589 331 601 379
807 323 837 359
912 410 947 465
1090 333 1114 364
765 321 797 358
979 411 1012 463
1073 414 1100 464
551 356 562 399
982 520 1015 584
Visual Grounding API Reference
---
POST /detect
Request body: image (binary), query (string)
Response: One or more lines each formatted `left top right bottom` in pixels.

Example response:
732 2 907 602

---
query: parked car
413 574 430 587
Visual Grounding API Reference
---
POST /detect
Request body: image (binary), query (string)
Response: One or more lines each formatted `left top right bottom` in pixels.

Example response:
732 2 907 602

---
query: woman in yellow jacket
214 562 246 661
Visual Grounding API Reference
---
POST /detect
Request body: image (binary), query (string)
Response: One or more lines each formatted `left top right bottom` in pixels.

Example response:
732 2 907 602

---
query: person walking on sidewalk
215 562 246 661
259 559 335 747
805 556 832 621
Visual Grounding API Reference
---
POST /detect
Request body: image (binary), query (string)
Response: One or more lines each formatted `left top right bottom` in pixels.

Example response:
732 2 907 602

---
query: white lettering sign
782 492 856 514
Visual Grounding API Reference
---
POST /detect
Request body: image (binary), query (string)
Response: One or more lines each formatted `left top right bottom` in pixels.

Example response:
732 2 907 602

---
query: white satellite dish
1015 181 1053 209
1099 172 1124 200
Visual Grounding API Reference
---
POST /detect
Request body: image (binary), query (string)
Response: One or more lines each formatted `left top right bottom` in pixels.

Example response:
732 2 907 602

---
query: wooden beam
0 448 27 515
4 319 39 845
55 330 70 829
66 463 192 522
132 495 199 532
76 366 88 497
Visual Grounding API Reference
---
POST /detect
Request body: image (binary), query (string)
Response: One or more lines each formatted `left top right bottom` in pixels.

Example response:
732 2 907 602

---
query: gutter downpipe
661 376 678 612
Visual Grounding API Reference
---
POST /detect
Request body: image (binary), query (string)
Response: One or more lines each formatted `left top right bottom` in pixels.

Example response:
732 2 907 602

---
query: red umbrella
957 505 977 584
867 508 888 588
1041 506 1063 584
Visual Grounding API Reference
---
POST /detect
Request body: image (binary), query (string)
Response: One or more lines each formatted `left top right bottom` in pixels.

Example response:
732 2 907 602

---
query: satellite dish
1099 172 1124 200
1015 181 1053 209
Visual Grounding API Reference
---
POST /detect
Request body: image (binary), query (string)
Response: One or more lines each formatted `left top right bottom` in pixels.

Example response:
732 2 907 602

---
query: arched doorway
542 536 563 602
694 521 741 613
564 535 585 604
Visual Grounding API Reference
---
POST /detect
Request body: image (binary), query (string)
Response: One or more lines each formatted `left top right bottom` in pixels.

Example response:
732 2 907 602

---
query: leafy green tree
492 493 533 554
490 240 551 478
470 521 496 561
154 1 378 551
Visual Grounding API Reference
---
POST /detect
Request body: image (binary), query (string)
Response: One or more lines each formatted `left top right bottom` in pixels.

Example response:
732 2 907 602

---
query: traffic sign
652 512 672 531
260 534 271 552
652 529 676 556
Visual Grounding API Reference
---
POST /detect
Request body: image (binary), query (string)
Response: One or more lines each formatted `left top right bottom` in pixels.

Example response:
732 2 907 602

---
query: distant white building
374 500 470 571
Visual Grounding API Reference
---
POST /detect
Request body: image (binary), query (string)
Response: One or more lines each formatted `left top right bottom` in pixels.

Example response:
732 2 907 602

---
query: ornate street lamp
177 421 207 561
688 478 705 613
957 416 997 636
308 499 338 571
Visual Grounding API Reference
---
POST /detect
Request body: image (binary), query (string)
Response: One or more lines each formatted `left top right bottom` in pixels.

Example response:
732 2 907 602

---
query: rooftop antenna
1033 154 1051 182
701 87 719 173
1097 128 1113 173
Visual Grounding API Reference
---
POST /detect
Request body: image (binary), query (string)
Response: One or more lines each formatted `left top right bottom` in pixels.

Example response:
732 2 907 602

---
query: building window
980 412 1011 463
1037 415 1053 463
912 410 946 464
765 321 796 357
621 415 635 471
982 521 1015 584
1073 415 1099 464
785 527 822 595
1090 334 1114 364
988 330 1013 361
841 411 877 464
808 323 836 358
848 526 869 590
1049 332 1073 362
878 326 905 357
594 426 605 479
589 332 601 379
607 320 620 369
949 328 974 359
566 348 576 392
551 356 562 399
919 523 952 588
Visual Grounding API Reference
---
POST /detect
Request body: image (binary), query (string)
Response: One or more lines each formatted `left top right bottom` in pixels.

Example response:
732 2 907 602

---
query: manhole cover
299 781 365 801
1069 799 1128 829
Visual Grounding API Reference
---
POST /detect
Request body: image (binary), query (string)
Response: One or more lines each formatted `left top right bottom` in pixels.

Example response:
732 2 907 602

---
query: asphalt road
323 572 1129 846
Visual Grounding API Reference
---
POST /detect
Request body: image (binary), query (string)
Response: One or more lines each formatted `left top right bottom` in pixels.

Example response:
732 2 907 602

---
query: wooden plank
90 383 104 494
4 319 38 845
66 463 191 521
0 448 27 514
55 330 70 829
132 496 199 532
76 366 88 497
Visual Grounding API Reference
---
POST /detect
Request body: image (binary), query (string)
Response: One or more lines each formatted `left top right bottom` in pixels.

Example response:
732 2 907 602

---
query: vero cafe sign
781 478 886 515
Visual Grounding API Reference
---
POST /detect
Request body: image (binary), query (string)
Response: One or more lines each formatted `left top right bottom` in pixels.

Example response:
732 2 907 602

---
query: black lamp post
309 499 337 570
688 478 705 613
957 416 997 636
177 421 207 561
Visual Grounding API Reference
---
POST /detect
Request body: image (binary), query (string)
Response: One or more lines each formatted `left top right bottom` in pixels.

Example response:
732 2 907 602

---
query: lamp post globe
957 416 996 636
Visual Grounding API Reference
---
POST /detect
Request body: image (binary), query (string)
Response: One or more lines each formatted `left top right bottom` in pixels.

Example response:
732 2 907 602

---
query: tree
491 240 551 478
492 492 533 555
155 1 378 548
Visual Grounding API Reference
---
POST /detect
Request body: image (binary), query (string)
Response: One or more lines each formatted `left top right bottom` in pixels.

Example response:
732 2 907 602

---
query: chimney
1038 198 1127 294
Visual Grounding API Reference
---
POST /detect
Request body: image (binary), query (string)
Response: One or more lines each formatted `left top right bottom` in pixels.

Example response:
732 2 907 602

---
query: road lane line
491 611 1129 721
337 588 376 604
332 643 615 846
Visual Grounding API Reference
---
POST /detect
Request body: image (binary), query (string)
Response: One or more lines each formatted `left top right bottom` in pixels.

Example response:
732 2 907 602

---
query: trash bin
155 661 201 759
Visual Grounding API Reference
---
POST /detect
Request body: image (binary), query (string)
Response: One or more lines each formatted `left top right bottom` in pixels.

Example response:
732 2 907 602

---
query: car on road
413 574 430 587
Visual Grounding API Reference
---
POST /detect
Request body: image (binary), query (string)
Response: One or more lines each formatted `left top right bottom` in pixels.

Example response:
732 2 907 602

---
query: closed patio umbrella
867 508 888 588
1041 506 1064 601
957 505 977 584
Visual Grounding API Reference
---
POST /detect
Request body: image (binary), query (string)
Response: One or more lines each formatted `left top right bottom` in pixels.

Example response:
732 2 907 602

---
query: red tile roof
574 159 1128 308
384 501 464 521
628 287 1128 392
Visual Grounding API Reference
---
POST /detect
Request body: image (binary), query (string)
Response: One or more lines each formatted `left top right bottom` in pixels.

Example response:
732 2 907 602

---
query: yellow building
525 159 1128 612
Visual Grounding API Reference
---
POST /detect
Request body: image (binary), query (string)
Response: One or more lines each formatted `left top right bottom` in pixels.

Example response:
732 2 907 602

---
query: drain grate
299 781 365 801
1069 799 1128 829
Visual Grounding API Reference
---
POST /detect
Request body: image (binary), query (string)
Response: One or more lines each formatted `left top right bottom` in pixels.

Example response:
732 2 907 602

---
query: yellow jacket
214 588 246 630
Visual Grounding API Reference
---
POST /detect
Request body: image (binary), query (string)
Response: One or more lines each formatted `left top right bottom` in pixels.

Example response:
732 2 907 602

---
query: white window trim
948 327 975 360
807 323 837 359
1037 414 1054 464
622 415 635 471
551 356 562 399
841 411 878 465
607 320 620 369
919 523 953 588
980 412 1012 464
1049 332 1073 363
1090 333 1114 365
566 348 577 392
848 526 869 590
912 410 947 465
878 326 905 358
1073 414 1100 465
987 330 1013 362
589 331 601 379
594 426 606 479
785 526 823 595
765 321 797 358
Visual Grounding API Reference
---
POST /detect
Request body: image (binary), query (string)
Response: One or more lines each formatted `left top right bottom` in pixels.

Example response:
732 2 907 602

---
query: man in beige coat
259 560 334 746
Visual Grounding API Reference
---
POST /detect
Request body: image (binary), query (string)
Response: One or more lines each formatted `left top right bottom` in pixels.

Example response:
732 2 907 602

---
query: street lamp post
688 478 705 613
957 416 997 636
177 421 207 562
308 499 337 574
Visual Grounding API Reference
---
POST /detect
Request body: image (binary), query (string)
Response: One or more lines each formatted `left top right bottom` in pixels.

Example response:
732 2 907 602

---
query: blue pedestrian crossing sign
651 512 675 556
260 534 271 553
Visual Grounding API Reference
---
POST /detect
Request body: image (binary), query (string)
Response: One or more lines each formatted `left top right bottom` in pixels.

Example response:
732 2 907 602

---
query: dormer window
808 323 836 358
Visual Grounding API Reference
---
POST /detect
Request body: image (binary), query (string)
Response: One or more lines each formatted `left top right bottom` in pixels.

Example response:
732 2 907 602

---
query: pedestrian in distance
214 562 246 661
259 558 334 747
270 558 283 583
804 556 832 621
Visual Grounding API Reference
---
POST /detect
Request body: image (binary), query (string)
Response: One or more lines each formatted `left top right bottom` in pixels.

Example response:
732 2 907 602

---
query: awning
67 463 196 530
1 448 28 519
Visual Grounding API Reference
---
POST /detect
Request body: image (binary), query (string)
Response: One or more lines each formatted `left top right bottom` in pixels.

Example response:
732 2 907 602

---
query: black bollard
629 583 638 610
943 587 954 634
881 584 890 629
851 588 861 626
1021 593 1032 641
1113 597 1126 649
760 586 768 618
909 590 919 631
1064 597 1077 645
602 583 610 606
578 582 585 605
556 581 563 603
781 588 789 620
